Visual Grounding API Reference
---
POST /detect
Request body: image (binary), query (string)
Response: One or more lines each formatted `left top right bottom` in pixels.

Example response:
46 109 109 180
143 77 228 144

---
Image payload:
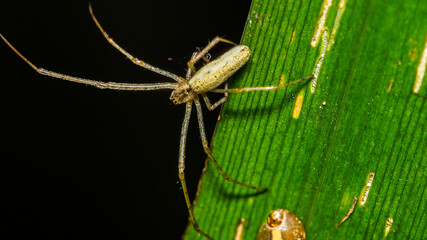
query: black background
0 1 251 239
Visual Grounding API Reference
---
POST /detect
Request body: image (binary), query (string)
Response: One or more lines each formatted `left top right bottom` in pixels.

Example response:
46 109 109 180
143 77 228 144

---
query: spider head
170 84 197 104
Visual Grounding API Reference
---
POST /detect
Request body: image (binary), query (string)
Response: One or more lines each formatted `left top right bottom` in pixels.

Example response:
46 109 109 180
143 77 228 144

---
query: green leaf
184 0 426 239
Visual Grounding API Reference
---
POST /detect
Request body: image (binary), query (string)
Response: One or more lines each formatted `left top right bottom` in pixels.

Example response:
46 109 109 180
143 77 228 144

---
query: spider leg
186 52 198 80
194 99 266 190
186 51 211 80
88 4 186 83
187 36 236 74
202 82 228 110
178 102 213 240
210 75 313 93
0 34 178 90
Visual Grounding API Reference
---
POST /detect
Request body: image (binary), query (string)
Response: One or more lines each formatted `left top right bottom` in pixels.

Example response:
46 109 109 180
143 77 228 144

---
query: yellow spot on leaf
291 29 296 43
387 79 394 93
279 74 286 85
293 91 305 119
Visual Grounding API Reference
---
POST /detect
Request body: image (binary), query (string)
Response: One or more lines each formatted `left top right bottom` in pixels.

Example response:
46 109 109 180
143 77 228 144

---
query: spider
0 4 312 239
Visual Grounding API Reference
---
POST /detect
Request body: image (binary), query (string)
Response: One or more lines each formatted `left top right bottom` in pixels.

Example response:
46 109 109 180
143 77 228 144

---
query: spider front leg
0 34 179 91
186 50 212 80
187 36 236 74
186 52 199 80
88 4 186 83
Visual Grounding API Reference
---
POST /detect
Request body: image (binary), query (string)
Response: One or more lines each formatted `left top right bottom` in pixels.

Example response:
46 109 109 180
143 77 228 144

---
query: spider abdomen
189 45 250 94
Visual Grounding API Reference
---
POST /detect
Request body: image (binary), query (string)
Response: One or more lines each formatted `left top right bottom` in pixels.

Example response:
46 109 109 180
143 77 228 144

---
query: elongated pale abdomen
189 45 250 93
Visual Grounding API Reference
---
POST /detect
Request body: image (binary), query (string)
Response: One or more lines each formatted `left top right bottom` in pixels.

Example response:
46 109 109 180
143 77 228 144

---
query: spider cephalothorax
170 83 197 104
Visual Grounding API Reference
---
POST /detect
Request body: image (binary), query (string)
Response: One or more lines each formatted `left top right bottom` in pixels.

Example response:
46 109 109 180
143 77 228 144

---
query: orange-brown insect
337 197 357 227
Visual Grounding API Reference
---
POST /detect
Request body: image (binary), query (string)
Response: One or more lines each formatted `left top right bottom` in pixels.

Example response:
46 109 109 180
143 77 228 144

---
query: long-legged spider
0 4 312 239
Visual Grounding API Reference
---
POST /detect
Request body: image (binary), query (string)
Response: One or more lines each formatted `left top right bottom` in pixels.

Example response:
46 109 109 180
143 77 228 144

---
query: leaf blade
185 0 427 239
